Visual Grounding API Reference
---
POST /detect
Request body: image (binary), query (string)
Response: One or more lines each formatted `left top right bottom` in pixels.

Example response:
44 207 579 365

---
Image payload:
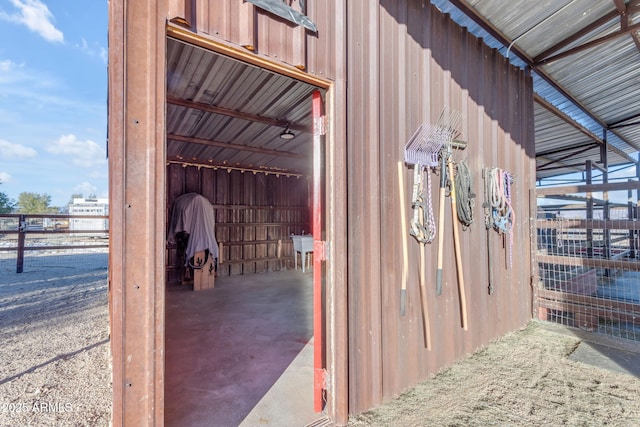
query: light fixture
279 125 295 140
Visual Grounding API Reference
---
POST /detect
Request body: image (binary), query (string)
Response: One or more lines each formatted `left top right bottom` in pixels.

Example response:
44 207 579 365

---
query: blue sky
0 0 107 208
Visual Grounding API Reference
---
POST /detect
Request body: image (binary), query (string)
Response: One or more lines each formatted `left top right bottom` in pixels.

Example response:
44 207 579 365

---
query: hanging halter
410 164 436 244
485 167 515 269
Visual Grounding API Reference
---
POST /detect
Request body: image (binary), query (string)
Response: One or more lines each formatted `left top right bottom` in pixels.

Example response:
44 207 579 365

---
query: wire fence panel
534 216 640 342
0 214 109 274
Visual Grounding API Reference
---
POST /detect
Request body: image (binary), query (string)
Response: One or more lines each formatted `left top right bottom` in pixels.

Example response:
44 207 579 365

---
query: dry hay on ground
349 321 640 426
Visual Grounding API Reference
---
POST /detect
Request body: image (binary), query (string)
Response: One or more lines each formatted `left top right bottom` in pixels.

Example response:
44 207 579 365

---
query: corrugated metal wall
166 164 310 280
346 0 536 413
112 0 536 424
167 0 337 80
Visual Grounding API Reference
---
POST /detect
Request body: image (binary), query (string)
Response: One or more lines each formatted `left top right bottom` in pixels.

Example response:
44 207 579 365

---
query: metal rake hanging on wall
399 107 465 348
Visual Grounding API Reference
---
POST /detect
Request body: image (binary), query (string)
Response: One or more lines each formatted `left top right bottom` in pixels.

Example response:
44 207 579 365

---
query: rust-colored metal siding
166 0 337 80
165 164 310 281
110 0 536 425
108 1 167 425
347 0 385 411
346 0 536 413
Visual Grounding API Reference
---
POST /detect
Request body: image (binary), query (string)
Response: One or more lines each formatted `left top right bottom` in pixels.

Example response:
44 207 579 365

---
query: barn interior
163 37 326 426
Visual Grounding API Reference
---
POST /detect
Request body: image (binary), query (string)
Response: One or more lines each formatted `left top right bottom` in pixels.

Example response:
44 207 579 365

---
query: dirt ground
0 256 111 427
2 256 640 426
348 321 640 427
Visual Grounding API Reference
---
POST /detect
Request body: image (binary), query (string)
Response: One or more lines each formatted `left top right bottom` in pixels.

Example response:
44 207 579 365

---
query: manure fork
402 107 462 347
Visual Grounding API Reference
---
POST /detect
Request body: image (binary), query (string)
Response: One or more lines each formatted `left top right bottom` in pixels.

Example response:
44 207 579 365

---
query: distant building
68 198 109 232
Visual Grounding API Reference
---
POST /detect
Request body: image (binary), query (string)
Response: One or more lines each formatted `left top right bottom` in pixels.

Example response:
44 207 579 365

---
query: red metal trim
312 89 324 412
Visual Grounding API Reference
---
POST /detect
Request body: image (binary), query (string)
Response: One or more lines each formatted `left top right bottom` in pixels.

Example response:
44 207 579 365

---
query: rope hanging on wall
454 159 475 230
483 167 515 269
409 164 437 244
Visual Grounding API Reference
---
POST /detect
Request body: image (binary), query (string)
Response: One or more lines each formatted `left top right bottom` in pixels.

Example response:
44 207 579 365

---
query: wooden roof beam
167 133 305 159
536 157 585 173
532 21 640 67
166 156 306 176
536 180 640 195
536 141 599 158
166 96 311 132
614 0 640 55
535 94 637 161
536 144 598 170
532 9 621 62
450 0 640 154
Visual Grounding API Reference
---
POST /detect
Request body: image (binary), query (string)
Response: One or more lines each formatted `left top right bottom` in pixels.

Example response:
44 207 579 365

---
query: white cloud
0 59 26 85
46 134 106 167
74 38 108 65
73 181 97 196
0 138 37 158
99 47 107 64
0 0 64 43
0 59 16 72
0 171 12 183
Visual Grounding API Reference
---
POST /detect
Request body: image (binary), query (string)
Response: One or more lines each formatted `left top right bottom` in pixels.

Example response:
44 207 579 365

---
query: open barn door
312 90 327 412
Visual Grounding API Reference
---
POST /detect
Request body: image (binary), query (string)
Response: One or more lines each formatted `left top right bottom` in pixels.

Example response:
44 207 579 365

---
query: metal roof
166 37 318 176
433 0 640 181
167 2 640 181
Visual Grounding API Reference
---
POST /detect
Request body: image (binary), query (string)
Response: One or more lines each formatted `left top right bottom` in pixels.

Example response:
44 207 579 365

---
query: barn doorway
162 36 328 426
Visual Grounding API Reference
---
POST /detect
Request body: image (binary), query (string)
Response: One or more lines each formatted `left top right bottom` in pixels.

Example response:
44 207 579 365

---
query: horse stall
108 1 536 426
160 35 327 425
164 171 318 426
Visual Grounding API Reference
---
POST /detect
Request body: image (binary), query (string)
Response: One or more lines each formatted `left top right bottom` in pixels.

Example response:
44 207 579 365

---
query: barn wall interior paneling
166 163 311 282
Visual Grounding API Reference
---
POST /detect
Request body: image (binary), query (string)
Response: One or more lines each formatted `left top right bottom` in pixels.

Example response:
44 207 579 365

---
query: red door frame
312 90 325 412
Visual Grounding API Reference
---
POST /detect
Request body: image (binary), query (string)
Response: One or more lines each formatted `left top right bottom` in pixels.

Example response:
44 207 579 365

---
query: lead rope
425 167 437 241
410 164 436 244
454 159 475 230
503 170 515 269
486 167 515 269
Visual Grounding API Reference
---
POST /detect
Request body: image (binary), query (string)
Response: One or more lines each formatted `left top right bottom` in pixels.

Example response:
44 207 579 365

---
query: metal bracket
314 367 329 389
314 116 327 136
314 240 329 261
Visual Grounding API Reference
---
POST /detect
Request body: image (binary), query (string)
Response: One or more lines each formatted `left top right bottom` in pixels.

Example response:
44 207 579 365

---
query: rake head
404 107 461 167
404 124 443 166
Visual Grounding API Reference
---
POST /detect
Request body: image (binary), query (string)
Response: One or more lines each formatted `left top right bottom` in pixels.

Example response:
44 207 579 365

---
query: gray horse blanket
168 193 219 264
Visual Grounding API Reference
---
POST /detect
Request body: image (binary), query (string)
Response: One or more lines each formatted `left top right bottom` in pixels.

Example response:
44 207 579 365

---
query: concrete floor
165 269 324 427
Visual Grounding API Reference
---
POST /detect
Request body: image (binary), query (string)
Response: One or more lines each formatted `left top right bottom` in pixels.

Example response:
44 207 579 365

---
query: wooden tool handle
436 154 446 295
436 187 446 295
397 162 409 315
419 243 431 349
447 159 468 331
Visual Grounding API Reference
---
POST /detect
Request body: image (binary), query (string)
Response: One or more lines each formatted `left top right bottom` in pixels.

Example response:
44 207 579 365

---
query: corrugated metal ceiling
434 0 640 181
166 37 317 176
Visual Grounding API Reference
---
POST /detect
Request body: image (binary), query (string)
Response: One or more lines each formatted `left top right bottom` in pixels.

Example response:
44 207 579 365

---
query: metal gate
533 182 640 341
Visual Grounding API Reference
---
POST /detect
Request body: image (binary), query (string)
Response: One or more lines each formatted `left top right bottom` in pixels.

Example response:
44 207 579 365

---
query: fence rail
534 180 640 341
0 214 109 273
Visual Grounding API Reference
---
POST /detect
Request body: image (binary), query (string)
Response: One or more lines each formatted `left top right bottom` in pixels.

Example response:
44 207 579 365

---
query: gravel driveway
0 254 111 427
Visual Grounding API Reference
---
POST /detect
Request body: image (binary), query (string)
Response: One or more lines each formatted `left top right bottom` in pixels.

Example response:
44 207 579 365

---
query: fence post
586 160 593 258
16 214 25 273
629 179 636 259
